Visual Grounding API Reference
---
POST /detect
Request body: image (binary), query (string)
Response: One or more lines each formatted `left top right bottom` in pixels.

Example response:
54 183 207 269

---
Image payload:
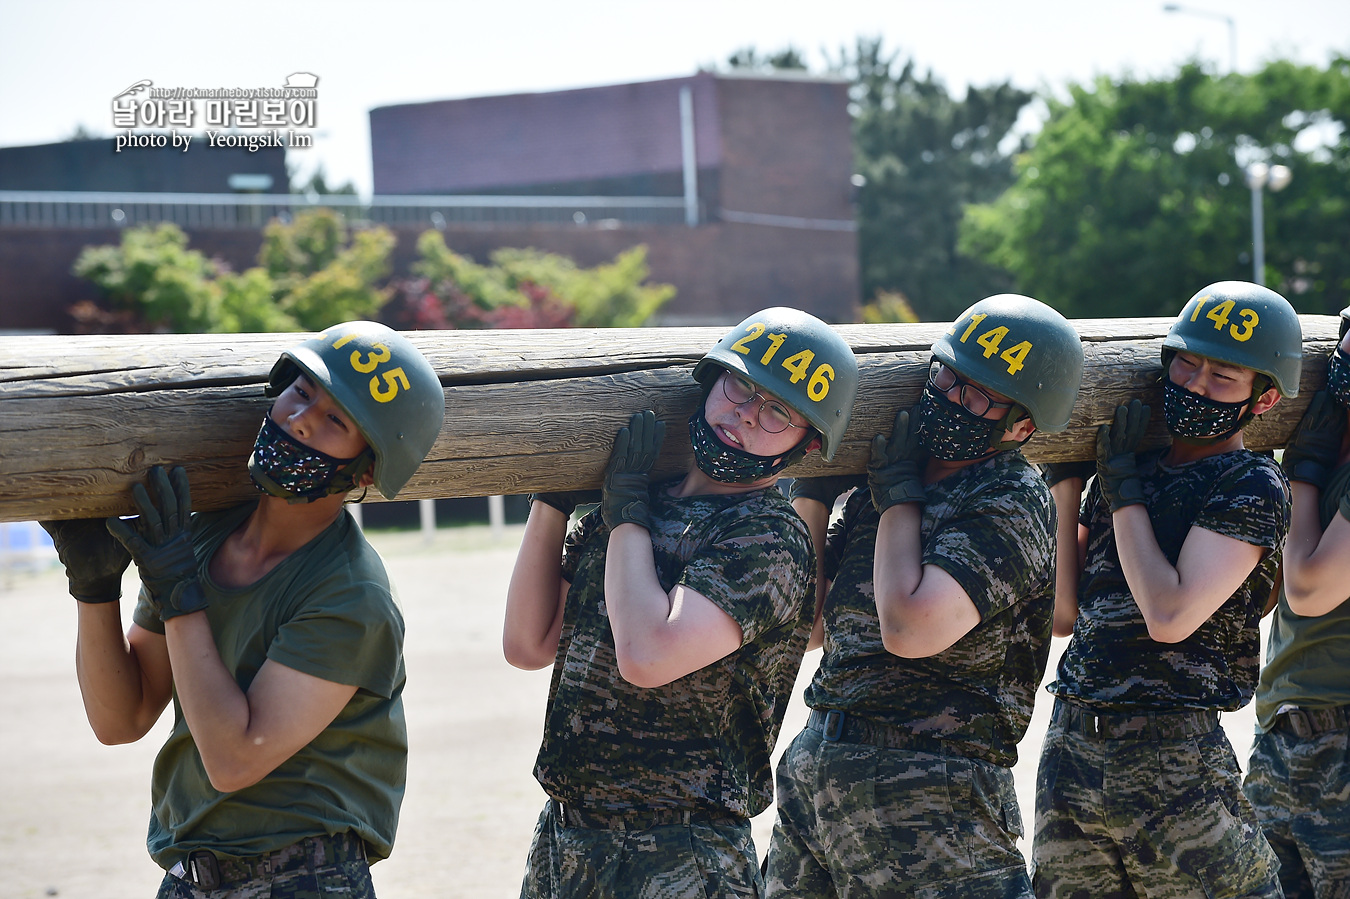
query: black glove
1040 460 1096 489
529 490 602 518
1281 391 1346 489
601 411 665 530
105 466 209 621
787 475 866 507
39 518 132 604
1096 400 1150 511
868 407 927 514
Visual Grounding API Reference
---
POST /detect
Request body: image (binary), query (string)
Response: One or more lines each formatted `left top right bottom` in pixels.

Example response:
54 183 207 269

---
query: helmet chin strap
988 404 1033 453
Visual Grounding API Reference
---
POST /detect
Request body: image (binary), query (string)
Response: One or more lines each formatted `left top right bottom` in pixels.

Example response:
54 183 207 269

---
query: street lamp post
1245 162 1292 286
1162 3 1238 73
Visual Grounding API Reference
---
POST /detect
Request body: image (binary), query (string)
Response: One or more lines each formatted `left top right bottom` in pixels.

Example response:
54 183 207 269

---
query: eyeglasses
929 361 1014 417
721 372 803 434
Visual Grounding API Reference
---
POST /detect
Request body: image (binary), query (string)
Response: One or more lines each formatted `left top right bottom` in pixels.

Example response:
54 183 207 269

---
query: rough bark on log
0 316 1340 522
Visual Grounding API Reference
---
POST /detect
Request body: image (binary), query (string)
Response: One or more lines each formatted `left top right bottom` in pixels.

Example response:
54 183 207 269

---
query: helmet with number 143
264 321 445 499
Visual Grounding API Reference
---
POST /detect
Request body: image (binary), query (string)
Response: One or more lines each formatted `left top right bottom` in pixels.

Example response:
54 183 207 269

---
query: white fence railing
0 190 691 230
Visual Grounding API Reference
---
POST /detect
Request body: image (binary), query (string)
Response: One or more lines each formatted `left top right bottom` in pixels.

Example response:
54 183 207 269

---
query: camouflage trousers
156 832 374 899
1032 698 1282 899
1244 712 1350 899
519 798 762 899
763 722 1031 898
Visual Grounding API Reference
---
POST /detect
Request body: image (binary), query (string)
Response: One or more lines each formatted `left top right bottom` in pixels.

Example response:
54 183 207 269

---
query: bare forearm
1050 480 1084 637
604 523 672 653
1112 505 1187 637
503 505 569 668
791 497 831 652
74 603 166 743
164 613 257 788
872 503 926 653
1283 482 1350 616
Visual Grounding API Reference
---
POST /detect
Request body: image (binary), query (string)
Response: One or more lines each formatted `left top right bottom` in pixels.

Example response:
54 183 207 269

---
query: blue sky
2 0 1346 195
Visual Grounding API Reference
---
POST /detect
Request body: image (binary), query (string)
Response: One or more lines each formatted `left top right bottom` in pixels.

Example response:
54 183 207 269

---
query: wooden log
0 316 1340 522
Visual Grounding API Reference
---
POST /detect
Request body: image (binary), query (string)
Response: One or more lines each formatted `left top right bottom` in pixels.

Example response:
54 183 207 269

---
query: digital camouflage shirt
533 479 815 818
1053 447 1291 712
803 450 1057 768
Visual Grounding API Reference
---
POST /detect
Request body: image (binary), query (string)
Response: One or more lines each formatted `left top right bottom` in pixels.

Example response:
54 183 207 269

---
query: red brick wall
0 220 857 333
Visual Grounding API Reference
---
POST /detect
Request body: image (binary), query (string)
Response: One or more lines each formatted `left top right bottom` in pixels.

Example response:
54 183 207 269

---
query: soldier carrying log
1034 281 1301 898
40 321 444 898
502 307 858 898
1245 302 1350 898
762 294 1084 898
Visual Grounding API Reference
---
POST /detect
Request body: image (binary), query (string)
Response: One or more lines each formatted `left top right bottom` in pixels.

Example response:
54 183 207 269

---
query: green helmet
266 321 445 499
1162 281 1302 398
931 294 1084 432
692 307 858 461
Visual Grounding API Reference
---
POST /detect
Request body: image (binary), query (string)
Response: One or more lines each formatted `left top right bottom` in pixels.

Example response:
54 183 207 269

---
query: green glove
39 518 132 604
1096 399 1150 511
529 490 602 518
1281 391 1346 489
868 407 927 514
602 411 666 530
787 475 866 507
105 466 209 620
1040 460 1096 489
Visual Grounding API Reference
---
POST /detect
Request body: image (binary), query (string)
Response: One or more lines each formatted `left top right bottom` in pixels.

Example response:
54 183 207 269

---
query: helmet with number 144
262 321 445 499
920 295 1084 461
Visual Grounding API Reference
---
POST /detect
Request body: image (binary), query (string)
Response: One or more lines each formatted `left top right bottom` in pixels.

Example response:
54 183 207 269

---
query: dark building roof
0 137 288 193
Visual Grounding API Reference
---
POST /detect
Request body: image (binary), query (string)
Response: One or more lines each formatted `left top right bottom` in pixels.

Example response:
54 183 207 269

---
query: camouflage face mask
1327 347 1350 409
687 410 793 483
915 384 1002 462
1162 378 1249 444
247 414 370 503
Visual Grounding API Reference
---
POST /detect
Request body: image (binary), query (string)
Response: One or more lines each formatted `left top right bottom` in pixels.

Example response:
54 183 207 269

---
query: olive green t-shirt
1255 460 1350 731
132 502 407 869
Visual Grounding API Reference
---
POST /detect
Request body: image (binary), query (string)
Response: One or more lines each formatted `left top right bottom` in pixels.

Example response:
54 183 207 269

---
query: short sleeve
1194 459 1290 552
132 585 164 635
560 509 603 584
922 475 1055 621
267 575 405 699
679 511 814 645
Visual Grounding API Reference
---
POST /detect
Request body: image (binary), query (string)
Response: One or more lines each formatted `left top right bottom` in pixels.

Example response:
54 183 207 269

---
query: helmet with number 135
265 321 445 499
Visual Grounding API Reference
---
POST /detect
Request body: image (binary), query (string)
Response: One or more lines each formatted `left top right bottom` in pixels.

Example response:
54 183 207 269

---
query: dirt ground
0 523 1260 899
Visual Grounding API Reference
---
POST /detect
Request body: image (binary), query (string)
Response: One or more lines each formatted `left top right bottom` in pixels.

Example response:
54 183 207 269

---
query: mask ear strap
1233 374 1273 430
327 448 376 497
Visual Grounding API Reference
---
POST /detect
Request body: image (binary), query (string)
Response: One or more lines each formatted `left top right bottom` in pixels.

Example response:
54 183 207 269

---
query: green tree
385 232 674 329
960 58 1350 318
261 210 395 329
728 39 1034 321
838 38 1033 321
73 223 291 332
73 210 396 333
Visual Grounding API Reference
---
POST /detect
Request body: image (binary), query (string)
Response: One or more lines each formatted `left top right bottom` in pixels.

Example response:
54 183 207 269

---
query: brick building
0 71 859 332
370 70 860 324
